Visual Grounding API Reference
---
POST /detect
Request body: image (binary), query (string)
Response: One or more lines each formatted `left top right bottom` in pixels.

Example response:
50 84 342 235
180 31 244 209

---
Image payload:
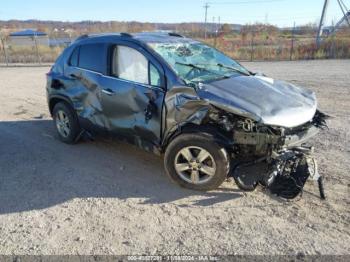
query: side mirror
252 71 266 77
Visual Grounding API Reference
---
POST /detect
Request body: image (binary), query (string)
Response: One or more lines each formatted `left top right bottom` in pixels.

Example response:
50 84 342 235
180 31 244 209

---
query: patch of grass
1 45 64 63
200 35 350 61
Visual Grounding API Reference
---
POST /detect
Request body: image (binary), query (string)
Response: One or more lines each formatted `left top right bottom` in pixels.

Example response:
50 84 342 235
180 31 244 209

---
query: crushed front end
209 109 329 200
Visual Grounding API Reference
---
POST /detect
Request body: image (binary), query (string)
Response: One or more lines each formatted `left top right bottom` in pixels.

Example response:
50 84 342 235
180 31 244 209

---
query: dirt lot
0 60 349 255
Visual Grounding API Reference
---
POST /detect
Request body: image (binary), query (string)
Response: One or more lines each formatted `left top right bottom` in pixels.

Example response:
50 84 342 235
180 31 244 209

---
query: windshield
148 41 250 83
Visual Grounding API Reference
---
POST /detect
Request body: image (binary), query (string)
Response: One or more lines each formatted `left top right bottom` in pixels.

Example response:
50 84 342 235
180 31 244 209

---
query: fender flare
48 94 74 115
161 123 234 152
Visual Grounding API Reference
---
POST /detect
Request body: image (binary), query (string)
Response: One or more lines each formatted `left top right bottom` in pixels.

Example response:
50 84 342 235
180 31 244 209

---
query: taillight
46 66 53 76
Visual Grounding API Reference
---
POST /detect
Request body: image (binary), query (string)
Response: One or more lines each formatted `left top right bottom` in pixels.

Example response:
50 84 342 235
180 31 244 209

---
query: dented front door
99 43 165 148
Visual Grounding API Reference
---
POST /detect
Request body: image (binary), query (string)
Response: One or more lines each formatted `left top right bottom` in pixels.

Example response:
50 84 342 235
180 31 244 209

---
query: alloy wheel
174 146 217 184
55 110 71 138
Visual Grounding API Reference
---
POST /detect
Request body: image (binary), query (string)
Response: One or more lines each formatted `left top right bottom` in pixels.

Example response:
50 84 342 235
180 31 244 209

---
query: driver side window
112 45 161 87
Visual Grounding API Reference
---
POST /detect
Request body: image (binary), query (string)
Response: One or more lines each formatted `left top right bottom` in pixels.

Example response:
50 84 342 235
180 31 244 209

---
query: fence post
250 31 254 62
33 33 41 65
331 21 336 59
331 35 336 58
0 36 9 66
290 22 296 61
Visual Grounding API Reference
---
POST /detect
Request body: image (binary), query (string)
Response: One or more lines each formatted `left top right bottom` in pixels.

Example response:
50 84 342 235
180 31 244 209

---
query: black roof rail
76 34 89 41
120 32 133 37
168 32 184 38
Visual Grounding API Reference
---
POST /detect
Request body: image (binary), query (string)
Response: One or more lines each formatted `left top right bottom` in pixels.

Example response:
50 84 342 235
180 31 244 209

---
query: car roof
133 32 198 44
74 32 198 45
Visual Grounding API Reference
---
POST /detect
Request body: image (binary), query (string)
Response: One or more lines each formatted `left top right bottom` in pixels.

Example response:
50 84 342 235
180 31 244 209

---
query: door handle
69 73 78 79
102 88 115 96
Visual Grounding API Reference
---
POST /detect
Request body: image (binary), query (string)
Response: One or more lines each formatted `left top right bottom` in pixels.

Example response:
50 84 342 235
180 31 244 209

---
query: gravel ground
0 60 349 255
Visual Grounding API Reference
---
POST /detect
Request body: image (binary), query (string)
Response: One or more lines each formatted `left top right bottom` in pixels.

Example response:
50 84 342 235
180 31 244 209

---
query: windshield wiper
216 63 251 76
175 62 229 78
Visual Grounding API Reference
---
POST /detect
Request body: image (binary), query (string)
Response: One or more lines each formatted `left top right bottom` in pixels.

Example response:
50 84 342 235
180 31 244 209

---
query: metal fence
204 32 350 62
0 33 349 66
0 36 68 65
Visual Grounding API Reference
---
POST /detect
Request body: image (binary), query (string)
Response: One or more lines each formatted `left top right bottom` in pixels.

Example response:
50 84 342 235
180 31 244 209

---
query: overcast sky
0 0 346 27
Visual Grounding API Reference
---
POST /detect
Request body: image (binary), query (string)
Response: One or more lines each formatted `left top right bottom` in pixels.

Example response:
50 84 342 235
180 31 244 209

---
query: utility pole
265 13 269 24
218 16 221 32
213 17 216 46
317 0 329 48
215 16 220 46
213 16 216 33
204 2 210 39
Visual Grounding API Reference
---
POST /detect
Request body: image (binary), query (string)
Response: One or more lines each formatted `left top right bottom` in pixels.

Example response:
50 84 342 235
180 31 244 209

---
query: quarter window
150 63 161 87
69 47 79 67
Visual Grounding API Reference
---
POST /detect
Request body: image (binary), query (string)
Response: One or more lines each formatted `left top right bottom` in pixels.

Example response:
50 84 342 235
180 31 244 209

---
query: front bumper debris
233 125 319 149
230 146 326 200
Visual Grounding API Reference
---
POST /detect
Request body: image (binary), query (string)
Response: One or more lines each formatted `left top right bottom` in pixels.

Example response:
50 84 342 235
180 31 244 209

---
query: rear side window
78 43 106 74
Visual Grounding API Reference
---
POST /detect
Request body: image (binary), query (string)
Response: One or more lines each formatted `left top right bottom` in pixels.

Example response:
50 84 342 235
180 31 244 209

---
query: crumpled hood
196 75 317 128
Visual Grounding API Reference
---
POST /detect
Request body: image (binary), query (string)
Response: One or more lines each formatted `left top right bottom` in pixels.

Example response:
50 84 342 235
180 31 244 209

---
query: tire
164 132 230 191
232 163 260 191
234 175 258 191
53 102 81 144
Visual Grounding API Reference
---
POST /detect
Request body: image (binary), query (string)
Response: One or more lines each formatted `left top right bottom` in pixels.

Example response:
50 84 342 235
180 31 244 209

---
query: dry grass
0 34 349 63
203 35 350 61
0 45 64 63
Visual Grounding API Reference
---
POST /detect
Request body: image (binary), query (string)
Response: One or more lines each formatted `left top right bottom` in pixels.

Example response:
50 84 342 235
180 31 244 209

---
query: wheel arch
49 95 74 116
162 123 234 153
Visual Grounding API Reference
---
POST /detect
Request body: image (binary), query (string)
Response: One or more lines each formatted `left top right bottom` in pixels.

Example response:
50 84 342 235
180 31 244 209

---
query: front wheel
164 133 230 191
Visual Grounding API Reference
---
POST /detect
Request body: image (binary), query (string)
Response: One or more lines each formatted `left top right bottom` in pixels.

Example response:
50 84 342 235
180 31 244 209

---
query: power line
207 0 286 5
203 0 287 31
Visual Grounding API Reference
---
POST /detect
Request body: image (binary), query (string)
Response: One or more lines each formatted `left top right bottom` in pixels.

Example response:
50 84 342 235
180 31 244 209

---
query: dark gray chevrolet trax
47 32 327 197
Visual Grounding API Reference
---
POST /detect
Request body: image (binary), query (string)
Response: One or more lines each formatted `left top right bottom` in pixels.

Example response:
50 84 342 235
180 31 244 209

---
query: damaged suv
47 32 327 198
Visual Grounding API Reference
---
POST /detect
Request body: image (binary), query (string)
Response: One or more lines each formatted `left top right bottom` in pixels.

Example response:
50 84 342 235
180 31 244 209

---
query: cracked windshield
148 42 250 83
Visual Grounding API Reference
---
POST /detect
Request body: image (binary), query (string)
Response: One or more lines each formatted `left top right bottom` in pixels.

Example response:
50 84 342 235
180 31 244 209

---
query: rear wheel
53 102 81 144
164 133 230 191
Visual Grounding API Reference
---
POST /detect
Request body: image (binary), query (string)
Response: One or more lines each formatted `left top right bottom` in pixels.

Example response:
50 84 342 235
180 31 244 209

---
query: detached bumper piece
231 147 326 200
268 154 313 199
268 151 326 200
